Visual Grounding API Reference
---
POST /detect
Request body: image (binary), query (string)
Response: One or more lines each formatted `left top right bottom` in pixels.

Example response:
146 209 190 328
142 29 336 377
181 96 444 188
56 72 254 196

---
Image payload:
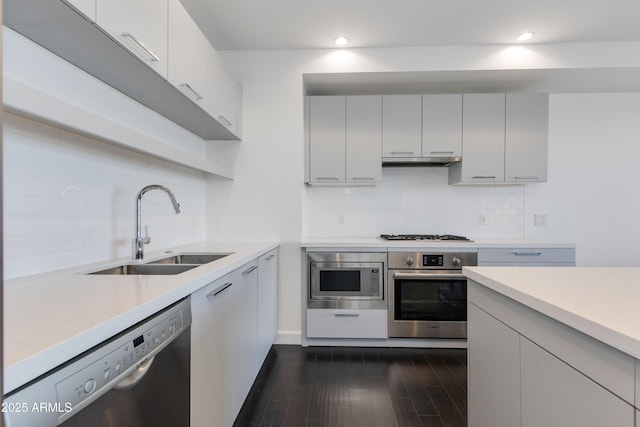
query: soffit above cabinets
303 68 640 96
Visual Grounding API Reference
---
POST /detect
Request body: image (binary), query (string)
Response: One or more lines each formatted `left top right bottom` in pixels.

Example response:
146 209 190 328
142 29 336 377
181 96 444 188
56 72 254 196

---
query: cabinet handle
265 254 276 261
179 83 203 101
513 176 540 180
217 115 232 127
242 265 258 275
351 177 376 181
121 32 160 62
207 282 232 298
430 151 454 155
391 151 414 155
334 311 360 317
472 176 497 179
511 252 543 256
315 177 340 181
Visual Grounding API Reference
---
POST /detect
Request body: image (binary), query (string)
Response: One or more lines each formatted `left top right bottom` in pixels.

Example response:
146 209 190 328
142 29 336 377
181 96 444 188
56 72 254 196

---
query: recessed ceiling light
334 36 349 46
517 31 535 42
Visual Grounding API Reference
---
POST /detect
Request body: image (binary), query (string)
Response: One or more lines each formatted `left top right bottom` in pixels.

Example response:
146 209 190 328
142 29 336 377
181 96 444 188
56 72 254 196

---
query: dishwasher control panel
3 297 192 427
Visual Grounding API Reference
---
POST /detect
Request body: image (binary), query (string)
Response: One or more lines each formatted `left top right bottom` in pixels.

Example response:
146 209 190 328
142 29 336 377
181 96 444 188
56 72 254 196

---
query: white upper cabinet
97 0 168 79
422 94 462 160
452 93 506 183
449 93 548 185
64 0 96 22
308 96 347 183
382 95 422 159
505 93 549 182
168 0 241 138
346 96 382 183
307 96 382 184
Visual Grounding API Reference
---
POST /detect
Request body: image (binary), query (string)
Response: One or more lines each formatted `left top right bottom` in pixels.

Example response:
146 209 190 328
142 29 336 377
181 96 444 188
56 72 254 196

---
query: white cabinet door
64 0 96 21
191 270 238 427
233 260 259 417
520 337 634 427
306 309 388 338
382 95 422 158
422 94 462 159
257 249 279 366
505 93 548 182
96 0 168 78
458 93 506 183
308 96 346 183
167 0 241 138
346 95 382 183
468 303 521 427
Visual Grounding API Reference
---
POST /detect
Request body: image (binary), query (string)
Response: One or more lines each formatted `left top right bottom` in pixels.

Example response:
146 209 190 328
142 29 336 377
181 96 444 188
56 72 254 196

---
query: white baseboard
275 331 302 345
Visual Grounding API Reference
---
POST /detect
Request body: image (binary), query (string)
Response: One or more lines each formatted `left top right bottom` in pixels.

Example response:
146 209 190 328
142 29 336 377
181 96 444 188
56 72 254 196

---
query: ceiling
180 0 640 50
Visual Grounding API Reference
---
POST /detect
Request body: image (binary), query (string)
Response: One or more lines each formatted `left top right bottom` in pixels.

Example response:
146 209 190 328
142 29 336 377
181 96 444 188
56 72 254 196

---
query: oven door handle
393 272 467 280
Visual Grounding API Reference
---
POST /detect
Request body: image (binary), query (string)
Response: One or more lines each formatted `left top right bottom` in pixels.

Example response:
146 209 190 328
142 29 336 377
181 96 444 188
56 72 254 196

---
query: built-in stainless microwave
307 252 386 309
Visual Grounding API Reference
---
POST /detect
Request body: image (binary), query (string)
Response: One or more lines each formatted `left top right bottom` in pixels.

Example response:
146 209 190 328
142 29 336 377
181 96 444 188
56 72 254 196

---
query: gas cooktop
379 234 472 242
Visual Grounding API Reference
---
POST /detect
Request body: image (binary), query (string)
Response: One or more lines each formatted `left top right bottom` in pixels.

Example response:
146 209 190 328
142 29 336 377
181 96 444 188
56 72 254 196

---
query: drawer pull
351 177 376 181
390 151 414 155
179 83 203 101
265 254 276 261
242 265 258 275
121 32 159 62
430 151 454 155
472 176 497 179
512 252 543 256
514 176 540 180
207 282 232 298
316 177 340 181
334 311 360 317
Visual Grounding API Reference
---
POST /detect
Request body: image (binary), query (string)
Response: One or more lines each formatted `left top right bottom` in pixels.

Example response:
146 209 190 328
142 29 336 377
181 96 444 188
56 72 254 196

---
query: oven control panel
388 252 478 270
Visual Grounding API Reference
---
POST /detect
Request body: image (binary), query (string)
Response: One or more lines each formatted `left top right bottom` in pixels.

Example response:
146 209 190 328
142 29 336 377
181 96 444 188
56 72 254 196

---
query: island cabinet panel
468 303 521 427
521 337 634 427
468 280 637 427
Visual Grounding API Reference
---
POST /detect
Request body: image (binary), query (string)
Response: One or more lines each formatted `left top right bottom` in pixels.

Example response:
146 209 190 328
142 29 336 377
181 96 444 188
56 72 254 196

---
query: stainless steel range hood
382 155 461 167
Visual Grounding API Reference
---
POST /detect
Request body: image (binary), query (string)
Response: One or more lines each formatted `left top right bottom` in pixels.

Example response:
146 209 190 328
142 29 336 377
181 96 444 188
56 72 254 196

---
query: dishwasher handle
113 356 156 390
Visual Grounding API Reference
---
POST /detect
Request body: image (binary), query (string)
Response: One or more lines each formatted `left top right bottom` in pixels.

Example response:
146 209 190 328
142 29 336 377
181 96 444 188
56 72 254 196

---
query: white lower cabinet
191 270 237 427
468 303 521 427
521 337 633 427
306 309 387 339
478 247 576 266
191 252 278 427
468 283 636 427
257 249 279 365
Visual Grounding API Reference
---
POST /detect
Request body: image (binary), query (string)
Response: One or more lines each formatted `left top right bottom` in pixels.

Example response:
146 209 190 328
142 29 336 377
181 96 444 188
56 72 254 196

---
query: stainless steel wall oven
388 251 477 338
308 252 386 309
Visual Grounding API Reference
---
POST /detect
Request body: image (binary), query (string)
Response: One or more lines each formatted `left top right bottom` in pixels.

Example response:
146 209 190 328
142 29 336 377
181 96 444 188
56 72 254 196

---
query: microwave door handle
393 272 467 280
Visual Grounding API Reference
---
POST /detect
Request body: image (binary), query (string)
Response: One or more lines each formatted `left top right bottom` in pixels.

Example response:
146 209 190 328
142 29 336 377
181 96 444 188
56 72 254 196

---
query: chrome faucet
134 185 181 260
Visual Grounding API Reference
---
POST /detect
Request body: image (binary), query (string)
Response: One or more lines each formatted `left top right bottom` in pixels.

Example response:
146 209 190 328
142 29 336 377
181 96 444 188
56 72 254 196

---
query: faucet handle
143 225 151 245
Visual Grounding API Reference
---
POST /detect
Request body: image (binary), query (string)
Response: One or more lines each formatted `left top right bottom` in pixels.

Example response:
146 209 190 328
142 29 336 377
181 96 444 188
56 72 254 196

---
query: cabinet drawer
306 309 388 339
478 248 575 265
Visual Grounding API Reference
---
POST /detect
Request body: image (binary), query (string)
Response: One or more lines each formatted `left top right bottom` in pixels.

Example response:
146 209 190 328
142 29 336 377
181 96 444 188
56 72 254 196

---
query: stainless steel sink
146 253 232 265
89 264 199 275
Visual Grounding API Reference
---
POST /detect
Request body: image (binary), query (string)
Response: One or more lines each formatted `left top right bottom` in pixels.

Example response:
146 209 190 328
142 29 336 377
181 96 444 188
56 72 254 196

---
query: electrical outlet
534 214 548 226
479 213 488 225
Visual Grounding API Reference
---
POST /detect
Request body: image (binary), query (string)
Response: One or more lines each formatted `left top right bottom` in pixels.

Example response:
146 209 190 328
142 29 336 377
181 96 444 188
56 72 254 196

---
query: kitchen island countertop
463 266 640 360
3 241 278 394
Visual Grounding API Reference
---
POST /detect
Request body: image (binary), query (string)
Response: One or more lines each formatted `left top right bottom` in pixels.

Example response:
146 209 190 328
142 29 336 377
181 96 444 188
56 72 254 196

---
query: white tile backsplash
3 114 208 279
303 166 526 239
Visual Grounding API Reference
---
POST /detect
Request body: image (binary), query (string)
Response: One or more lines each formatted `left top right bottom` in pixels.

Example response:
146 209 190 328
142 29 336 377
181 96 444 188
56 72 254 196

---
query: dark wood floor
234 345 467 427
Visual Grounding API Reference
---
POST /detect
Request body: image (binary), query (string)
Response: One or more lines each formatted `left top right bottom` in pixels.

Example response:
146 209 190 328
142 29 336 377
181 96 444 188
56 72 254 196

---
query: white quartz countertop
3 241 278 394
301 237 575 250
464 266 640 360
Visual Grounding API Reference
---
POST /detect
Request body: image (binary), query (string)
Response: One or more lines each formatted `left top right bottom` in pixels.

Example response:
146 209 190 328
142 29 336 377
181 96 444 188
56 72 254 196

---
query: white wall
218 43 640 343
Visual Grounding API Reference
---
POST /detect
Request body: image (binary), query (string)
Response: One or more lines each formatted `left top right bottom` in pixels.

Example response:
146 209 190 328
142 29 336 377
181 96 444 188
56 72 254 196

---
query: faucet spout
134 185 181 260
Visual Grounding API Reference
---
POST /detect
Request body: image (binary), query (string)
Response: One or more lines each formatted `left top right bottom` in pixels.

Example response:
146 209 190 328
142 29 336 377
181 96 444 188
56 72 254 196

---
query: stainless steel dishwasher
4 297 191 427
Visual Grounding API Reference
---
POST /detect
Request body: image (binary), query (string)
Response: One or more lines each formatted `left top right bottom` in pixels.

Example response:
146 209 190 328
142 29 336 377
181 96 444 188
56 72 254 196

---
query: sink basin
145 253 232 265
89 264 198 275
